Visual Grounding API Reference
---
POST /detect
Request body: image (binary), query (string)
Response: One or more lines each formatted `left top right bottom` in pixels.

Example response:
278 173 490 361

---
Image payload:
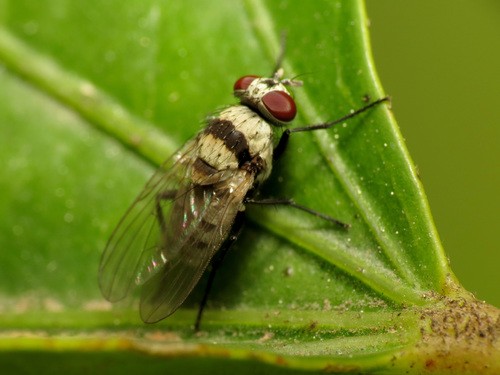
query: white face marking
245 78 290 103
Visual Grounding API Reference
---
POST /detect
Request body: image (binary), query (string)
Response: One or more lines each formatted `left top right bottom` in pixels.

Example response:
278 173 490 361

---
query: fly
98 45 389 331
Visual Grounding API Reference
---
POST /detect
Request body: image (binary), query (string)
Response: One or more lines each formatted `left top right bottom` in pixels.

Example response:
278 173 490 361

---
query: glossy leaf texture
1 0 497 374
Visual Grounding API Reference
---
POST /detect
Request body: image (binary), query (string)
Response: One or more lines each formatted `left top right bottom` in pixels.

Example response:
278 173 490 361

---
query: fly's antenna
272 31 288 78
281 72 305 87
271 32 303 87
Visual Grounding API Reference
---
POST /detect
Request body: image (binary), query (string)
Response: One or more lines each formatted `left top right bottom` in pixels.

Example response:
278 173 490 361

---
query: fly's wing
99 135 256 322
139 169 255 323
98 140 198 302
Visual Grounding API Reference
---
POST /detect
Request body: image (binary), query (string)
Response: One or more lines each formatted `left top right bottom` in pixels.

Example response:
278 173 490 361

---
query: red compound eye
262 90 297 122
233 75 260 91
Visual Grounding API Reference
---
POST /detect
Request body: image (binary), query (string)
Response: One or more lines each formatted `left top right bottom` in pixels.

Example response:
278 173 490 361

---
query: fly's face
233 69 302 126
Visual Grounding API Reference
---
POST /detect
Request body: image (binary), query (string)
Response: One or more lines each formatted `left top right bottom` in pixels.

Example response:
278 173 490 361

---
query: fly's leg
245 198 350 229
273 97 390 160
194 211 246 332
267 97 390 227
155 190 177 231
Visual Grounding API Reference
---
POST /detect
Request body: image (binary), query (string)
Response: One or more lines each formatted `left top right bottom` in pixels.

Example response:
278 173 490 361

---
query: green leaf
0 0 498 374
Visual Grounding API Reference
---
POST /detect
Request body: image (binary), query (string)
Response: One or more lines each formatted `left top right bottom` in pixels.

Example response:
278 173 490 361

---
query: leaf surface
1 1 497 374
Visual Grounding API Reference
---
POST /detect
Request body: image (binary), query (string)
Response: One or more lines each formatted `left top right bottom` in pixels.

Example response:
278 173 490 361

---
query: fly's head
233 68 303 126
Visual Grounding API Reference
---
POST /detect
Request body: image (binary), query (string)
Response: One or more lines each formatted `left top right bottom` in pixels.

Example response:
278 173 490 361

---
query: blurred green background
367 1 499 305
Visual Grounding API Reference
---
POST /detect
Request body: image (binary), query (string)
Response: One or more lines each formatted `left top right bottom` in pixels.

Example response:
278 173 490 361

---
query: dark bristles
272 31 288 76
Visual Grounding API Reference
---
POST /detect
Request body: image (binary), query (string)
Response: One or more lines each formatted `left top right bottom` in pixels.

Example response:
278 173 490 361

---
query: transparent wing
98 140 198 302
139 169 254 323
99 135 255 323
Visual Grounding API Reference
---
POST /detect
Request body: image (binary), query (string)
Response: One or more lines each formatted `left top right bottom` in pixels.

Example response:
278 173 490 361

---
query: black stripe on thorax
205 118 251 165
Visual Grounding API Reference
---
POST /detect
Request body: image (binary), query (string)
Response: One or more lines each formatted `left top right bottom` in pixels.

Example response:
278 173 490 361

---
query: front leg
273 97 389 160
273 129 291 161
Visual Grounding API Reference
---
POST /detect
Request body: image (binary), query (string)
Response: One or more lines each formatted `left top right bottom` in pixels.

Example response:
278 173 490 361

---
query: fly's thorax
218 105 273 183
192 105 274 185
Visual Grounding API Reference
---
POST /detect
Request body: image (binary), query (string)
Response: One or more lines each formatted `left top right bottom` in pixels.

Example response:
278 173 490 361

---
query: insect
98 47 388 330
